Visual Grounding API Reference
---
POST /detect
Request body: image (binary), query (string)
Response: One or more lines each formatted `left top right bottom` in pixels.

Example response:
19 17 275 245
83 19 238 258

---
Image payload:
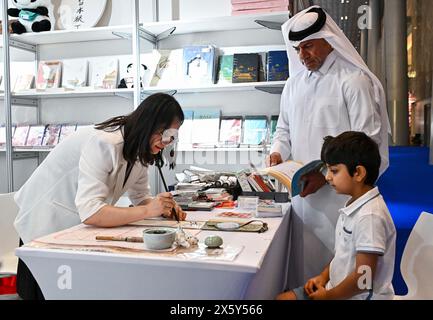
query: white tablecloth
15 204 292 300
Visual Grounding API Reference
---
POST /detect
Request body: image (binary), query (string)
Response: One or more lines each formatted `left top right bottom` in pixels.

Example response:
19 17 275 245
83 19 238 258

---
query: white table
15 204 291 300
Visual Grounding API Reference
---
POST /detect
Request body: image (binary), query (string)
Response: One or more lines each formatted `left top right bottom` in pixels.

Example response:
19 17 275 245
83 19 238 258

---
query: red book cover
253 174 272 192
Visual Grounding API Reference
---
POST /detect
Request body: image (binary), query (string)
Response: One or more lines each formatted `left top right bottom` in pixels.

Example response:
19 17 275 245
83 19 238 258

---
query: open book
260 160 325 198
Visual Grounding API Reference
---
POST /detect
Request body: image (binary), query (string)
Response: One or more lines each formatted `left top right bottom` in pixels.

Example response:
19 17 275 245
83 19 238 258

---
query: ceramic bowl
142 228 176 250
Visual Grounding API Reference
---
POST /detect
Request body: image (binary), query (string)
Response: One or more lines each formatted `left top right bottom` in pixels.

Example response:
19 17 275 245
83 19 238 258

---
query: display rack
1 0 288 193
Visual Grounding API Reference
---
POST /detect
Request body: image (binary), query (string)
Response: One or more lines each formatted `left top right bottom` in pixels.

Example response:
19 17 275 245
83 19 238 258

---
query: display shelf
141 81 286 95
177 146 269 152
13 148 53 152
0 147 53 153
0 88 134 100
4 25 133 46
0 82 285 100
141 12 288 36
1 4 286 194
3 12 288 47
0 146 269 153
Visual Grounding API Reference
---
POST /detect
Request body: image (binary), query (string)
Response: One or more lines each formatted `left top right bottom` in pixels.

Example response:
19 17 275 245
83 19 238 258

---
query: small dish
142 228 176 250
215 222 240 231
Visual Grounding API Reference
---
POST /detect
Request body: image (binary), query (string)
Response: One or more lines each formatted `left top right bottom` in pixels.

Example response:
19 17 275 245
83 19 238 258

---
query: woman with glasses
13 93 186 300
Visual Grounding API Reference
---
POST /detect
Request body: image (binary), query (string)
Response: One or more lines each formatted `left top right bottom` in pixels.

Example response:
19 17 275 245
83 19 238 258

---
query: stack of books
231 0 289 16
256 199 283 218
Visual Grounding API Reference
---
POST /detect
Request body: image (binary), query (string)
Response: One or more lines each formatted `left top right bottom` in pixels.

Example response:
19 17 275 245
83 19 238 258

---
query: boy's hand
304 274 327 295
300 171 327 197
308 285 328 300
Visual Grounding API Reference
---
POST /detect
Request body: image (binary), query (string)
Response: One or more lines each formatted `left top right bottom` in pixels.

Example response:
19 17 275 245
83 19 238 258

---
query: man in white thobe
269 6 391 289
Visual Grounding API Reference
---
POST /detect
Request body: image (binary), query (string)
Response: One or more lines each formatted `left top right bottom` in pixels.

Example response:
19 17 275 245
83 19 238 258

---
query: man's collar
339 187 380 217
308 50 337 77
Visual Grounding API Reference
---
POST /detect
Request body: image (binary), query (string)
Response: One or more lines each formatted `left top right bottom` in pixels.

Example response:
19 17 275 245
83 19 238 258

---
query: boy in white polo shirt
277 131 396 300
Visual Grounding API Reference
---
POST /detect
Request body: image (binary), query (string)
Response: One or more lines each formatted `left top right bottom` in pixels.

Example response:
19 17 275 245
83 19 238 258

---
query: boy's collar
339 187 380 216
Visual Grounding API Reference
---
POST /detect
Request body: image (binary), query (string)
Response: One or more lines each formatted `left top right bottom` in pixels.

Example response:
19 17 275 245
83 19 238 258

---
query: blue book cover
243 116 268 145
291 160 325 197
267 50 289 82
183 45 217 85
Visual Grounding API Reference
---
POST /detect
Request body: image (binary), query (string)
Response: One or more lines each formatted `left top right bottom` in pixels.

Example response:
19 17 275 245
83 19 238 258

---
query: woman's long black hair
95 93 184 166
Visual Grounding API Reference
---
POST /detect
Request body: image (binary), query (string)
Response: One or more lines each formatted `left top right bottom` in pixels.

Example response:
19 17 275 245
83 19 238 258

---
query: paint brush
96 236 143 243
157 163 179 222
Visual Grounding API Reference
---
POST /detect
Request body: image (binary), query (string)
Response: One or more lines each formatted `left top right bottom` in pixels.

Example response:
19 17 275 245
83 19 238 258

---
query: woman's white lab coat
14 127 152 244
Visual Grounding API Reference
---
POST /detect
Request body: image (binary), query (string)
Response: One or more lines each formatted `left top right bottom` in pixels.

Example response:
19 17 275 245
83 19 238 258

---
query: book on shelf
150 49 184 87
258 52 267 82
117 55 135 89
0 61 35 92
191 108 221 145
178 110 194 147
217 55 234 84
12 125 30 147
13 74 34 92
62 58 88 89
90 57 119 90
140 51 162 88
41 124 62 147
242 115 268 145
36 61 62 90
0 125 16 146
58 124 77 143
260 160 325 198
270 115 279 143
267 50 289 82
25 125 47 147
219 116 242 146
117 55 138 89
117 51 161 89
183 45 217 86
232 53 260 83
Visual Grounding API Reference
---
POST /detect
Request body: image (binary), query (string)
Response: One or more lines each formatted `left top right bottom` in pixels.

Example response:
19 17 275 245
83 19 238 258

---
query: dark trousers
16 239 45 300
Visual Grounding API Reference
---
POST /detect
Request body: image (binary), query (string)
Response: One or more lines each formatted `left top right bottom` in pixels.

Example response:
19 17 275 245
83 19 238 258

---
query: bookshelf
3 11 287 48
1 1 288 193
5 25 133 47
0 88 134 100
141 81 285 95
140 12 288 35
0 146 269 153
